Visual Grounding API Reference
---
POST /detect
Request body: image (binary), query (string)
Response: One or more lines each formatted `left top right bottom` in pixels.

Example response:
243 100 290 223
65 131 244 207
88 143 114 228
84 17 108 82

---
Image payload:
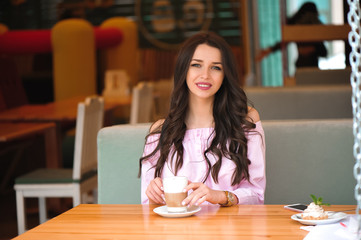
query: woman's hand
181 182 226 206
145 177 165 204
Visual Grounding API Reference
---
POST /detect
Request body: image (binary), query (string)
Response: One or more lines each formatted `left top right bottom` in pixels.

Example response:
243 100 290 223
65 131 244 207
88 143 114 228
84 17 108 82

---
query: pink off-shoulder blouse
141 121 266 205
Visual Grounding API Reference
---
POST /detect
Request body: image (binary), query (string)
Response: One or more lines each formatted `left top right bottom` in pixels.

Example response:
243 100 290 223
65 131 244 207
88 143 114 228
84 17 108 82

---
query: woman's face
186 43 224 101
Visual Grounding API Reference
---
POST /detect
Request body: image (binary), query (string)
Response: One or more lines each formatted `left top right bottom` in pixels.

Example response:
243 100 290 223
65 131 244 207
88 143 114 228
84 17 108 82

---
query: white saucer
291 211 348 225
153 205 201 218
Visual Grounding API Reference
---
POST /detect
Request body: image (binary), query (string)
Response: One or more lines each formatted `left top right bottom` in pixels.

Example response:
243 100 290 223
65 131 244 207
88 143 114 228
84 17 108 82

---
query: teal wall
258 0 283 86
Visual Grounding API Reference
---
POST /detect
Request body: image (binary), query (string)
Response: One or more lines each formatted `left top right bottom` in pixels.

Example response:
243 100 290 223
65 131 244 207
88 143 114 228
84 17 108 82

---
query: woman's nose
200 68 210 79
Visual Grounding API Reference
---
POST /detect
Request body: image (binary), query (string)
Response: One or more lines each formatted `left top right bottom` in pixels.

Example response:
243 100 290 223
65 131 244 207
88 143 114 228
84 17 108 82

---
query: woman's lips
196 82 211 90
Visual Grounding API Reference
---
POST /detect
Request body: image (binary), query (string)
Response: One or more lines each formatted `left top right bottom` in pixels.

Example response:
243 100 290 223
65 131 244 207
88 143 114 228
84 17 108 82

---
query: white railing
348 0 361 235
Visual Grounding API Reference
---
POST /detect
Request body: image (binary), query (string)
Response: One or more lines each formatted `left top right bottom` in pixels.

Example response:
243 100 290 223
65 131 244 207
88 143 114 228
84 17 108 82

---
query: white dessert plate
153 205 201 218
291 211 348 225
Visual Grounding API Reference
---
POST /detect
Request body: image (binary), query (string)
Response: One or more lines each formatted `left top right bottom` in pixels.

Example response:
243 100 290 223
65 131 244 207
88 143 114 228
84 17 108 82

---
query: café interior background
0 0 354 239
0 0 350 102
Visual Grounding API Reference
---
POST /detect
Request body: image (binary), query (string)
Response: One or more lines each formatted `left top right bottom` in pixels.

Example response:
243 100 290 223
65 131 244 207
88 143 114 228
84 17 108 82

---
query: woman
139 32 265 207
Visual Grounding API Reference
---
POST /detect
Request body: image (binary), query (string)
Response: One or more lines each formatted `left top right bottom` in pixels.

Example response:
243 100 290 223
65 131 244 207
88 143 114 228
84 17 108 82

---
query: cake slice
301 202 328 220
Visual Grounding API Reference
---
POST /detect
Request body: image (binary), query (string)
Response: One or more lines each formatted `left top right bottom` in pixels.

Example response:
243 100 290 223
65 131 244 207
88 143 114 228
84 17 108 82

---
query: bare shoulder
247 106 260 123
150 119 165 133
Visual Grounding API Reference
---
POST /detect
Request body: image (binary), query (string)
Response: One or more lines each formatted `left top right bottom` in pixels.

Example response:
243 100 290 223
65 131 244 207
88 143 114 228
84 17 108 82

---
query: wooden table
0 95 131 167
0 122 58 167
0 122 58 191
0 95 131 123
0 122 56 144
13 204 356 240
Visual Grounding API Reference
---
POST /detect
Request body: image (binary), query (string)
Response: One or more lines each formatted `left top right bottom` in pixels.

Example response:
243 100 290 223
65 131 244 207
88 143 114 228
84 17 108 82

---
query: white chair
152 79 173 120
102 69 130 100
130 82 154 124
14 96 104 235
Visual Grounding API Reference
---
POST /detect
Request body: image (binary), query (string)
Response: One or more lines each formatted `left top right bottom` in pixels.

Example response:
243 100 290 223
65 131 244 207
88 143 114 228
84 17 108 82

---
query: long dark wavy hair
139 32 256 186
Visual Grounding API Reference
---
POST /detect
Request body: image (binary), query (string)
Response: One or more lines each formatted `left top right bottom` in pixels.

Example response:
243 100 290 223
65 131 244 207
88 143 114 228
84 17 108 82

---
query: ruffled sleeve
140 134 160 204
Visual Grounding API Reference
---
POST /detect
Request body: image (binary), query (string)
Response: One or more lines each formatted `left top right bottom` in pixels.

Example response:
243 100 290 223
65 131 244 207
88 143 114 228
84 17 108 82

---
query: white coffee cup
163 176 188 213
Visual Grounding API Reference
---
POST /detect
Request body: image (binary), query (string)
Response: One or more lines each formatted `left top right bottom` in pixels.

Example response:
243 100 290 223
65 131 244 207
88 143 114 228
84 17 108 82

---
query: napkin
303 215 360 240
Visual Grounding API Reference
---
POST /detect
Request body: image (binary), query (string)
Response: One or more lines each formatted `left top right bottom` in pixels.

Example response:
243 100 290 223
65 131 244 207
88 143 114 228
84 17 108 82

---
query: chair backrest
0 56 28 109
97 120 355 205
295 67 351 85
97 123 150 204
130 82 154 124
245 85 352 120
102 70 130 99
73 96 104 180
263 119 355 205
152 79 173 120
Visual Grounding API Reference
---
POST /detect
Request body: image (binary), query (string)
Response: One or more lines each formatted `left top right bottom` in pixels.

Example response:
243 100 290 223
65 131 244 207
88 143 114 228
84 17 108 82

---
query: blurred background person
257 1 327 68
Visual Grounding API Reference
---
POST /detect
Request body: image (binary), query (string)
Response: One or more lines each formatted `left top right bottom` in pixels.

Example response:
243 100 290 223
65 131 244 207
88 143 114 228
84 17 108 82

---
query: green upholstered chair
294 67 351 85
14 96 104 235
97 119 356 206
97 123 151 204
263 119 355 205
245 85 352 120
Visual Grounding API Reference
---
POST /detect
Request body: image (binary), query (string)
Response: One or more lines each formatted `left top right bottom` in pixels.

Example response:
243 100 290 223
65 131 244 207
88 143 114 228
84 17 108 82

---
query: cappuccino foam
164 192 187 207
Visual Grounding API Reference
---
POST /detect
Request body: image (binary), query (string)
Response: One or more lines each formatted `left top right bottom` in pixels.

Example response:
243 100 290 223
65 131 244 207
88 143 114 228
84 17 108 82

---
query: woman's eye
191 63 201 68
212 66 222 71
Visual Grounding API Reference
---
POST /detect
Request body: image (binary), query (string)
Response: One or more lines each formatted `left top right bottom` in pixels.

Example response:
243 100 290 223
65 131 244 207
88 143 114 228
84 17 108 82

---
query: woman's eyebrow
191 59 203 62
191 59 222 64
